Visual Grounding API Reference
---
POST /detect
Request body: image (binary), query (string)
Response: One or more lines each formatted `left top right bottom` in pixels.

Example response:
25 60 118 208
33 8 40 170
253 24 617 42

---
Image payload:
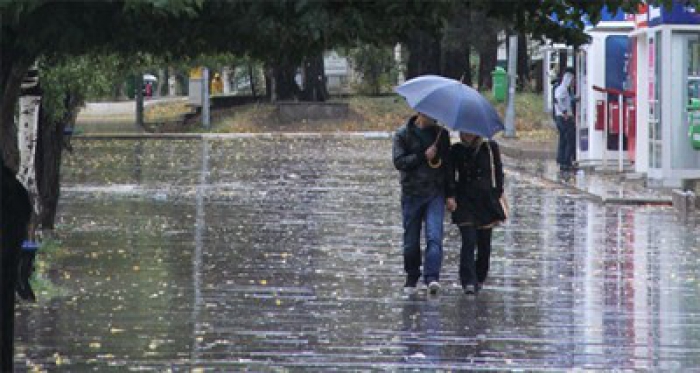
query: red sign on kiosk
609 102 621 134
595 100 606 131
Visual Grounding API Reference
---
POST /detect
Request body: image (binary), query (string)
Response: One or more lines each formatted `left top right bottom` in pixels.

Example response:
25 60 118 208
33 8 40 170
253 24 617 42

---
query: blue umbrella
395 75 505 138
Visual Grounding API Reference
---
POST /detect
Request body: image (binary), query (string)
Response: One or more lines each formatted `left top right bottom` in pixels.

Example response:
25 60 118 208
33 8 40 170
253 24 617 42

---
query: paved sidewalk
72 131 675 206
498 137 674 206
16 135 699 370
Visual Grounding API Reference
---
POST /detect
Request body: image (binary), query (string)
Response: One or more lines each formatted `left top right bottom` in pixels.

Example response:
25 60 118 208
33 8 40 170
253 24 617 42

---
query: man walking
393 112 453 295
554 67 577 171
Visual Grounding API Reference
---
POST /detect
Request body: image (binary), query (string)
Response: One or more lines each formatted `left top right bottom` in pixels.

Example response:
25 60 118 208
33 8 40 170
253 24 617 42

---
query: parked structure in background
545 2 700 188
575 7 634 172
540 44 574 115
324 51 350 94
394 43 406 85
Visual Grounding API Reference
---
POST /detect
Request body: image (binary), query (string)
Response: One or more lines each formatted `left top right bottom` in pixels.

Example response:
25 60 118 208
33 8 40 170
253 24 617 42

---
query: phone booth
576 9 635 170
633 2 700 187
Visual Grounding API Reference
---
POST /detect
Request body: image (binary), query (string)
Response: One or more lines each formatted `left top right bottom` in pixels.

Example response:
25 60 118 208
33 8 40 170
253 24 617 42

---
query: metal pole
603 96 608 170
135 75 144 130
504 34 517 138
192 137 208 363
202 67 210 129
544 49 551 113
619 95 624 173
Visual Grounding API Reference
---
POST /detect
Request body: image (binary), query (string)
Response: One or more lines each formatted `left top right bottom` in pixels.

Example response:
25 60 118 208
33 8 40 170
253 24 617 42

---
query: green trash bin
492 67 507 102
688 98 700 149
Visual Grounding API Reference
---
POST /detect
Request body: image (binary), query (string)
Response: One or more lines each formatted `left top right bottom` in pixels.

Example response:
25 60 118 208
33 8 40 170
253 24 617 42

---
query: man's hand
446 197 457 212
425 145 437 161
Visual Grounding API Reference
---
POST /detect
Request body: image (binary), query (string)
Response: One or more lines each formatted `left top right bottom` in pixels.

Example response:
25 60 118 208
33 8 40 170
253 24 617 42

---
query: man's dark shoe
403 277 419 294
463 286 475 295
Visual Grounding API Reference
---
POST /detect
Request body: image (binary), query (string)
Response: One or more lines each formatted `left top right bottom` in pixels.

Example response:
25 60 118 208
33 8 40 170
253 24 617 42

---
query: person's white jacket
554 72 574 117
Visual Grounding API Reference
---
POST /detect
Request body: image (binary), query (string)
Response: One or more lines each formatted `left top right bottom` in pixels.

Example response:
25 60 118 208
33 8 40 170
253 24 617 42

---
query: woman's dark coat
449 139 504 227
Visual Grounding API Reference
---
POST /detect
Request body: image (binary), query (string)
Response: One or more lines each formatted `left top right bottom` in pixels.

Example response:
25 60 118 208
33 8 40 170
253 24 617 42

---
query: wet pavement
497 137 673 205
14 135 700 371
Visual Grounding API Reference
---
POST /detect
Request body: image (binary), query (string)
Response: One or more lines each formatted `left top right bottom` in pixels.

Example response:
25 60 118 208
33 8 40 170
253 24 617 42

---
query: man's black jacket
392 116 454 198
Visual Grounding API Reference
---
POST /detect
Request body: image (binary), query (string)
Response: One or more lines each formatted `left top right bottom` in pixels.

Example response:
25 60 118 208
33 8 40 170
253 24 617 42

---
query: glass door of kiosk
649 33 662 169
671 32 700 170
577 50 588 152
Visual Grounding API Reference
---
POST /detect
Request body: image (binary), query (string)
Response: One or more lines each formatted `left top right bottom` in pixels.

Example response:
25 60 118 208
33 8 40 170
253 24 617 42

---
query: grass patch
29 238 71 300
144 100 194 123
152 93 556 140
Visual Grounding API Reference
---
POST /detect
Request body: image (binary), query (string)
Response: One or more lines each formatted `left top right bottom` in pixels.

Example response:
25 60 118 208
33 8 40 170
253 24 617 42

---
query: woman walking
447 132 505 295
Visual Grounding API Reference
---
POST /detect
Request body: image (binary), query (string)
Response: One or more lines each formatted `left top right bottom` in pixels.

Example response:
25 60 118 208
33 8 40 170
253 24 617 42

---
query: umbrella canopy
143 74 158 82
395 75 504 138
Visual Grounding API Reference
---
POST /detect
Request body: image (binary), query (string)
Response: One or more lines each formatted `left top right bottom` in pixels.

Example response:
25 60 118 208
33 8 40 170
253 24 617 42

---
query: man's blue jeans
401 193 445 285
556 115 576 167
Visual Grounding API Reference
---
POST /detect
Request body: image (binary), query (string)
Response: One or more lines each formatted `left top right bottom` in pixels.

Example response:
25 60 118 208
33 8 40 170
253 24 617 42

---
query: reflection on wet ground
14 136 700 370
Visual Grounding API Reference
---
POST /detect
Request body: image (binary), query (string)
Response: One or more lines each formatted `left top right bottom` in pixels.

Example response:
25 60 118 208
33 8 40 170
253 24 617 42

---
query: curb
497 141 556 161
72 132 395 140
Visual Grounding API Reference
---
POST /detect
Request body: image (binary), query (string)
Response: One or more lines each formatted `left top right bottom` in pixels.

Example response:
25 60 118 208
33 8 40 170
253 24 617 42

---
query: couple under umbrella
393 75 507 295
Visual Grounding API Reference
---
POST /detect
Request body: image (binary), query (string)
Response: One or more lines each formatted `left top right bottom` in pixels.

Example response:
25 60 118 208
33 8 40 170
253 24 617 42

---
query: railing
592 85 636 172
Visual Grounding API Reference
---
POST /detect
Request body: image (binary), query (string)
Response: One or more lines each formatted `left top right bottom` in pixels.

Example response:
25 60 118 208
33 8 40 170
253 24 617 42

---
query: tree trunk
35 94 79 229
264 65 273 101
517 32 530 90
442 46 471 85
533 59 544 93
135 75 144 131
441 39 471 85
272 62 300 101
249 64 257 98
405 29 441 79
1 59 33 172
156 69 166 98
441 3 472 85
17 87 42 241
478 35 498 90
301 54 328 102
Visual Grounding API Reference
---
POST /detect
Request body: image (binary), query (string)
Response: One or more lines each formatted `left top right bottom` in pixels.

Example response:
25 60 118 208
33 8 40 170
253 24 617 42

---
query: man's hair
563 67 575 75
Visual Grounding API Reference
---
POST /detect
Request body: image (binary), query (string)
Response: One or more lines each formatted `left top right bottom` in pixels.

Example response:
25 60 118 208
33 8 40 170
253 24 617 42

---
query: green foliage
349 44 396 96
30 237 70 300
39 53 138 123
4 0 686 124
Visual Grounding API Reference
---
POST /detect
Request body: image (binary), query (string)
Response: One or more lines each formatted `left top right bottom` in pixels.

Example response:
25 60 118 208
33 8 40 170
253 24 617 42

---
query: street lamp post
505 34 518 138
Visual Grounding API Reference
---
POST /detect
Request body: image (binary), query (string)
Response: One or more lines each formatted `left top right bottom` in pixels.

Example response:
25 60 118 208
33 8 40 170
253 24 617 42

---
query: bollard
672 189 697 224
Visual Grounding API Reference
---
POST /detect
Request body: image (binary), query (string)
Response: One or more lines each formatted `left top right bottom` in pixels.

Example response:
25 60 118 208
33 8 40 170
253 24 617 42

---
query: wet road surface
14 135 700 371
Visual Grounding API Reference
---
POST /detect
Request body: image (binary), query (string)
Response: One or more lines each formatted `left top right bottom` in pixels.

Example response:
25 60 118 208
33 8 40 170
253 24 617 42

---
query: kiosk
632 2 700 187
575 9 635 170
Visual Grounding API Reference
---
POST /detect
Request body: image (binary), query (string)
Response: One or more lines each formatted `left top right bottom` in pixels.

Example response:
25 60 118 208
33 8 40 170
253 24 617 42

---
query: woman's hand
446 197 457 212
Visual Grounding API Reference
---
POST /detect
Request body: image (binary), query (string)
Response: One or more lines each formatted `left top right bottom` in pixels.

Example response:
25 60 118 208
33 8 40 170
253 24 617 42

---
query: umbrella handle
428 127 443 169
432 127 442 145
